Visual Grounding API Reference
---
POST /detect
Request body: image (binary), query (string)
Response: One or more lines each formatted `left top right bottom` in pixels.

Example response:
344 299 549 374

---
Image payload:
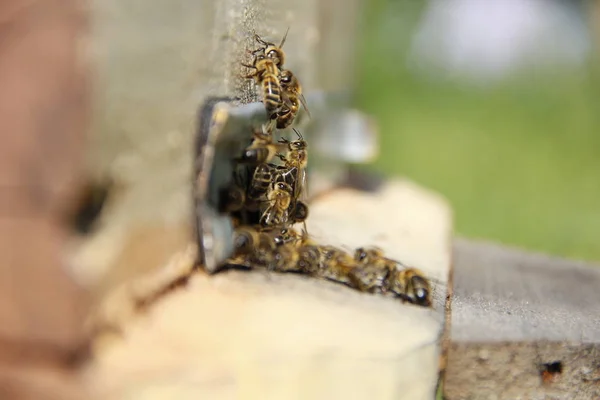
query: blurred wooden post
0 0 91 398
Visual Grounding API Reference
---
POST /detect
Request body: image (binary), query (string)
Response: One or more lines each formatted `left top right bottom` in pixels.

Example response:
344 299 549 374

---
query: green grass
354 4 600 262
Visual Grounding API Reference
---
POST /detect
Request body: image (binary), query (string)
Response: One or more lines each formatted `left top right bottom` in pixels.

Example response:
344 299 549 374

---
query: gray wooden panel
445 238 600 400
451 238 600 342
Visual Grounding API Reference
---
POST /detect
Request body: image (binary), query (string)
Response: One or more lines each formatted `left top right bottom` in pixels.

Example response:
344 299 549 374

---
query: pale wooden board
83 179 452 400
445 238 600 400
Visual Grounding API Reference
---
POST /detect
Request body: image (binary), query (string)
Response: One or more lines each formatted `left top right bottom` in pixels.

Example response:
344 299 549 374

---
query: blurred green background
354 0 600 262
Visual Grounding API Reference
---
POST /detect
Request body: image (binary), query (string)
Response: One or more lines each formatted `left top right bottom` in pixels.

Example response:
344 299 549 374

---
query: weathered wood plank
85 179 452 400
445 238 600 400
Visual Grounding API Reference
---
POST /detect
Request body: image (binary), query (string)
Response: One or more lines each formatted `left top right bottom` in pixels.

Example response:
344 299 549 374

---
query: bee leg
275 153 287 162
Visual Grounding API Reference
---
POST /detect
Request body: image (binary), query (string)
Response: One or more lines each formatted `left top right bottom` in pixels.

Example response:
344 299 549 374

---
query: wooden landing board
84 179 452 400
445 238 600 400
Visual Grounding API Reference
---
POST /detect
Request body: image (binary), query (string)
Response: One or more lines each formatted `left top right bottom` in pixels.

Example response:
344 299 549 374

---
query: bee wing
298 93 311 119
280 90 295 108
297 167 308 201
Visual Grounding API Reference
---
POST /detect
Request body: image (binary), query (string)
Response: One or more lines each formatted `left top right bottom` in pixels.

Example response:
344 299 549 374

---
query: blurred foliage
354 0 600 262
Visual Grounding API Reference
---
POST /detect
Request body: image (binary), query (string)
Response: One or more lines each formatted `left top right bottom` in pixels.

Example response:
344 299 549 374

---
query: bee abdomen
248 163 275 199
276 114 293 129
262 77 282 116
275 106 296 129
239 147 271 164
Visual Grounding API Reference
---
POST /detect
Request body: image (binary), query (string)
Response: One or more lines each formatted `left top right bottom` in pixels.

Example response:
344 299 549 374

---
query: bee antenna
279 26 290 48
253 31 269 46
292 128 303 140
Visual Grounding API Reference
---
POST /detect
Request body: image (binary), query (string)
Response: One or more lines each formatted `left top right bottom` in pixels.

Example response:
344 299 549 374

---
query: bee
296 244 321 274
271 227 300 247
354 246 433 307
259 181 293 228
269 228 311 275
228 226 277 267
316 245 357 285
250 28 289 69
354 247 386 264
288 200 309 225
231 230 302 273
275 129 308 201
271 226 312 247
235 126 281 165
267 243 302 272
242 53 283 119
270 227 320 274
246 163 277 201
349 264 391 294
231 226 273 257
388 267 432 307
276 69 311 129
349 246 394 293
243 129 307 202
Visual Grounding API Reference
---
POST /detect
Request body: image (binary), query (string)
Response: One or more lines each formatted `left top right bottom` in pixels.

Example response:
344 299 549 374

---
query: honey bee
276 129 308 200
242 53 283 119
354 246 433 307
296 244 321 274
271 226 311 247
316 245 357 285
288 200 309 225
276 69 311 129
248 132 307 192
354 247 385 264
271 227 300 247
349 246 392 293
348 264 391 294
261 227 319 274
388 267 432 307
235 127 281 165
266 243 301 272
228 226 278 268
259 181 293 228
246 163 276 201
231 226 273 257
230 229 303 273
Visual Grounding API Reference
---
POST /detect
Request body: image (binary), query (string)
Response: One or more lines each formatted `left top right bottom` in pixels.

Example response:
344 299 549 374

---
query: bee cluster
216 30 432 308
